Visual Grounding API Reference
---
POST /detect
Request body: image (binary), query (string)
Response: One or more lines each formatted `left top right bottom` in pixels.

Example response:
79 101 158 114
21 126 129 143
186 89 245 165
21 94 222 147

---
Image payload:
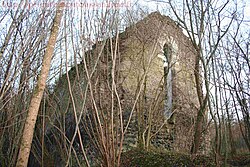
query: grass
121 149 250 167
120 149 216 167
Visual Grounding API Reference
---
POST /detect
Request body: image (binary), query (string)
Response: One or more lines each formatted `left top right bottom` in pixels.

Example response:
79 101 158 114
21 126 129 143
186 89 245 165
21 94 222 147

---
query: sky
136 0 250 22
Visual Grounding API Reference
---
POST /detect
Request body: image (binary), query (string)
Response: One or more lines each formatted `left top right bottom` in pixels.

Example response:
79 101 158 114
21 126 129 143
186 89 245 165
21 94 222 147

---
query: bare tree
163 0 236 156
16 3 64 166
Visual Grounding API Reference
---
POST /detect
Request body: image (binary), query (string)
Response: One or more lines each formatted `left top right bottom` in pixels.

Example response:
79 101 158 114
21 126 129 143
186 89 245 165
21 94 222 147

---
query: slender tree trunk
16 3 64 167
191 52 206 155
225 99 236 155
191 107 205 154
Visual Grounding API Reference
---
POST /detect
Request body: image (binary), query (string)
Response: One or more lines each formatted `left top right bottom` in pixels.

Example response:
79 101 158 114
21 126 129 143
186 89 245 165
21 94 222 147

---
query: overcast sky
136 0 250 21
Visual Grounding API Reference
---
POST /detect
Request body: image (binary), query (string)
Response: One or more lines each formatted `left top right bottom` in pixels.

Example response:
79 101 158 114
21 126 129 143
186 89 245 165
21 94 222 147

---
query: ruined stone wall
119 12 199 152
49 12 205 154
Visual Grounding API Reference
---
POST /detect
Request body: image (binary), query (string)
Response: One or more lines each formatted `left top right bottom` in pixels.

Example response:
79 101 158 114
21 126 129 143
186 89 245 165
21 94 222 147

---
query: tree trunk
16 3 64 167
191 53 205 155
191 107 204 154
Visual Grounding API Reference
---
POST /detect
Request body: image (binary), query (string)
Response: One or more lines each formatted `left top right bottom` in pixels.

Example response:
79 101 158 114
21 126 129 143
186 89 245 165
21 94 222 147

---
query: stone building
119 12 199 152
49 11 206 160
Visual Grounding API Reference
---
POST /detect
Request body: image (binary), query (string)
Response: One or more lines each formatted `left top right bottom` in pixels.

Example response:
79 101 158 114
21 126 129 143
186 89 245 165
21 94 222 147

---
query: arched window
163 43 172 118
